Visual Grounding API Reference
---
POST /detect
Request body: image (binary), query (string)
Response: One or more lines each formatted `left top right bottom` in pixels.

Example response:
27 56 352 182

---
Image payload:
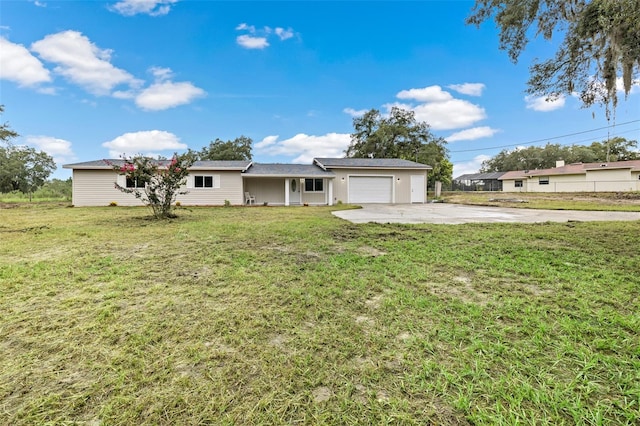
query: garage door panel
349 176 393 203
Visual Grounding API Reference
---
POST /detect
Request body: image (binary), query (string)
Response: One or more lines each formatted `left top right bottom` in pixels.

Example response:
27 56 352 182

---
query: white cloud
135 80 205 110
236 23 256 32
343 107 368 117
37 87 57 95
389 85 488 130
110 0 178 16
384 99 487 131
149 66 173 81
396 85 453 103
255 135 279 149
236 35 269 50
275 27 294 40
112 90 136 99
256 133 351 163
26 135 75 165
616 76 640 95
102 130 187 158
447 126 500 142
447 83 485 96
525 94 566 112
235 23 295 49
31 30 139 96
453 154 491 178
0 37 51 87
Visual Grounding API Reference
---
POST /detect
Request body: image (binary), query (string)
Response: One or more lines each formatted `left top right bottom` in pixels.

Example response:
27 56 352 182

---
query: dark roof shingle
243 163 334 177
64 159 252 170
314 157 431 169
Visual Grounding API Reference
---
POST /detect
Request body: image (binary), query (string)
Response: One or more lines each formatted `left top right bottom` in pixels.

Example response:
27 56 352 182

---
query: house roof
499 159 640 180
454 172 506 181
314 157 431 170
64 157 433 174
63 159 252 170
242 163 335 178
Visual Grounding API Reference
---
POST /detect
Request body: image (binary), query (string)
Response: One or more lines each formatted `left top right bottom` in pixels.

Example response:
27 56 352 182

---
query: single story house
500 160 640 192
63 157 431 206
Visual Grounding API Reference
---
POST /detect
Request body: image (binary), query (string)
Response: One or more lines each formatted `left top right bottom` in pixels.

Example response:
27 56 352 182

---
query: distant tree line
190 136 253 161
0 106 57 200
480 137 639 172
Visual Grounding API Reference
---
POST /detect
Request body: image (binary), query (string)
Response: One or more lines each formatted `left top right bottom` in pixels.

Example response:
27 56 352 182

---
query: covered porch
242 164 335 206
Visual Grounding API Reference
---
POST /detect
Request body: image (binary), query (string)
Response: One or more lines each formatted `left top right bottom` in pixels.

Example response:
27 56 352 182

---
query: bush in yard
109 153 195 219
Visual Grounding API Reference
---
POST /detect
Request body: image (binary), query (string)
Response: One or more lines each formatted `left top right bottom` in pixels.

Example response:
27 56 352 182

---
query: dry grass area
441 191 640 211
1 204 639 425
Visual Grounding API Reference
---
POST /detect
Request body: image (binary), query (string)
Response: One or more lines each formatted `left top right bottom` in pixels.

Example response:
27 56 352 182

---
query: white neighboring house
500 160 640 192
63 158 431 206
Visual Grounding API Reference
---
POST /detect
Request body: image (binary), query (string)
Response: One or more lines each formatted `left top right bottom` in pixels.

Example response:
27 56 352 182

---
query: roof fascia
313 158 327 170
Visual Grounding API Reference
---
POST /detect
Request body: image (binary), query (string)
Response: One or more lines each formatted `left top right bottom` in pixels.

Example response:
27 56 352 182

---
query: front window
195 176 213 188
514 180 523 188
126 177 147 188
304 178 324 192
539 177 549 185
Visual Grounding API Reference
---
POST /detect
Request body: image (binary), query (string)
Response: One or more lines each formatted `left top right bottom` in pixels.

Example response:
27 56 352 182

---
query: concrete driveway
332 203 640 225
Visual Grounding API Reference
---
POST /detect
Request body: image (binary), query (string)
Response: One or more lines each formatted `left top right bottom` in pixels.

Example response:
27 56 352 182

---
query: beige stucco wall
533 174 586 192
503 169 640 192
330 169 427 204
502 178 529 193
72 169 243 206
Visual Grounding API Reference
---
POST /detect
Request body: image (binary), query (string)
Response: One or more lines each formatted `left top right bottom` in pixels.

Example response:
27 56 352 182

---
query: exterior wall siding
71 166 428 206
244 178 285 205
72 170 243 206
244 178 330 205
331 169 427 204
180 171 244 205
73 170 145 206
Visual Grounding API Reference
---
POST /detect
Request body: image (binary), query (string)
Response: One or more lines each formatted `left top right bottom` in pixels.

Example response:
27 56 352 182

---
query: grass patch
1 204 639 424
442 191 640 212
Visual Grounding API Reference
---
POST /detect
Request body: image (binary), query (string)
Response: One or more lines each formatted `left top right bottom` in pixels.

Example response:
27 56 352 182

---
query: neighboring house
63 158 431 206
500 160 640 192
453 172 506 191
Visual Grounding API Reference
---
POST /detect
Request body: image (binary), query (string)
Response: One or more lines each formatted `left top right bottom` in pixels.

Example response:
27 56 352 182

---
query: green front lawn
1 205 638 425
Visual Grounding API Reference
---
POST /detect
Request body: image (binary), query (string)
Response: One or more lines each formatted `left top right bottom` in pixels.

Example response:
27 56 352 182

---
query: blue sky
1 0 639 180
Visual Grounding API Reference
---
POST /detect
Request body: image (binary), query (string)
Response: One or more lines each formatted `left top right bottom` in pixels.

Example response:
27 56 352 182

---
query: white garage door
349 176 393 203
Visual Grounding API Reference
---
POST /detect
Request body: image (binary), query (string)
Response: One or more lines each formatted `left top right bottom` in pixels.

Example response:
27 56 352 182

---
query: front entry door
289 178 300 204
411 175 425 203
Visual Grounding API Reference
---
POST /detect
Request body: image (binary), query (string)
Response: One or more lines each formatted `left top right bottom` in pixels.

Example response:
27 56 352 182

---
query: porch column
328 179 333 206
284 178 290 206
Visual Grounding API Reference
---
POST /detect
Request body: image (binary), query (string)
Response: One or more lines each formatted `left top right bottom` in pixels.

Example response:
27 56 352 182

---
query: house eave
322 165 431 170
243 174 336 179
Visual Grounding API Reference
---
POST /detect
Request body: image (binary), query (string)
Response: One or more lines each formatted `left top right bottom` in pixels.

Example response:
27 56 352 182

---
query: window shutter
213 175 221 189
186 175 194 189
116 174 126 187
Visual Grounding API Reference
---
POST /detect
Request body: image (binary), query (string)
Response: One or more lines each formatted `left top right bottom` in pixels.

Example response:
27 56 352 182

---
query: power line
449 119 640 153
452 127 640 163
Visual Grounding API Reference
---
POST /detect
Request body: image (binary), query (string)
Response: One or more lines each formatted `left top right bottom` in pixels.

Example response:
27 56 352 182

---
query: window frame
193 175 220 189
304 178 324 193
125 177 147 189
538 176 549 185
514 180 523 188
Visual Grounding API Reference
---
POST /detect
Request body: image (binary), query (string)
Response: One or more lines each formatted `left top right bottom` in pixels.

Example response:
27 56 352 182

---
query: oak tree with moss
467 0 640 115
